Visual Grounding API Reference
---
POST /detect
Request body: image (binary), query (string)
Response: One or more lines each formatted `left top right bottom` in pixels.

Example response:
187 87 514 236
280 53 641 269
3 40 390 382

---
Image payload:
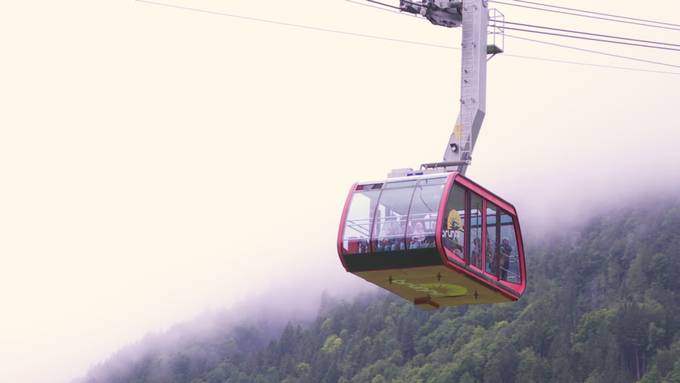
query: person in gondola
499 237 512 279
357 239 369 254
379 219 401 252
410 221 426 249
485 236 495 273
471 237 481 267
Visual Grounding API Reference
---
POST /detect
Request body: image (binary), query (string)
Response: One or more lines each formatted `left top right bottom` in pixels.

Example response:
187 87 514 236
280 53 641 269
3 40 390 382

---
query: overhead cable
504 34 680 69
136 0 680 75
135 0 457 50
507 0 680 29
500 20 680 49
489 0 680 32
364 0 402 11
346 0 418 18
491 24 680 52
501 53 680 76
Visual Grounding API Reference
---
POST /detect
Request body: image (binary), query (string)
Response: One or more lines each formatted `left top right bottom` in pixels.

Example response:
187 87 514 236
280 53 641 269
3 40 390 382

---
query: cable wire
504 33 680 69
135 0 680 75
508 0 680 29
345 0 418 18
489 0 680 32
501 52 680 76
365 0 402 11
491 24 680 52
135 0 458 51
500 20 680 49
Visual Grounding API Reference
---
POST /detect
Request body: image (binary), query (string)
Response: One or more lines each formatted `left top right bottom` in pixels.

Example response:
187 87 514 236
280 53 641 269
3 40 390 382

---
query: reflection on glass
343 189 380 255
406 178 445 250
486 203 498 275
443 185 465 260
371 183 414 253
499 212 521 283
470 193 483 269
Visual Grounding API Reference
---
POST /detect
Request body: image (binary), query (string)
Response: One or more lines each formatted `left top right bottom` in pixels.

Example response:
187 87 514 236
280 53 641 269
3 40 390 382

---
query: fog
1 1 679 382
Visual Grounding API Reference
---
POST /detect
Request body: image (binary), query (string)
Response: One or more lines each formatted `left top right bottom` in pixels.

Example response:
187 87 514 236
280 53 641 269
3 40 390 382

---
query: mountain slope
82 197 680 383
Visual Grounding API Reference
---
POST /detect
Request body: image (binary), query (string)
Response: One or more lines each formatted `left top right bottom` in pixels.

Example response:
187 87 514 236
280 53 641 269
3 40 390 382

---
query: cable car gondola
339 0 526 308
337 172 526 309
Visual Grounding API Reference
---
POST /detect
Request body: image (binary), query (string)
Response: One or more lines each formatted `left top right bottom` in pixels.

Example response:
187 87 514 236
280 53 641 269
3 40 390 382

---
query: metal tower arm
395 0 498 177
443 0 489 175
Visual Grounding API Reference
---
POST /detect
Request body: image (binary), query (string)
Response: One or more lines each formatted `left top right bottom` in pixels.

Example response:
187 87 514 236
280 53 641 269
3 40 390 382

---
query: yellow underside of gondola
356 265 512 309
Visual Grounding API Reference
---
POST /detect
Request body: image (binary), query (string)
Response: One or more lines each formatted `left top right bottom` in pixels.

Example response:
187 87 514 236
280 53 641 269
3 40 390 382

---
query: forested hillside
81 198 680 383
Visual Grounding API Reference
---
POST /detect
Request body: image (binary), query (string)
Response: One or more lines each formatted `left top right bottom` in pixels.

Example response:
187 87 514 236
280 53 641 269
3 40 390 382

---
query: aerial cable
344 2 680 52
500 53 680 76
364 0 402 11
504 33 680 69
489 0 680 32
500 21 680 49
506 0 680 29
345 1 680 52
136 0 456 50
136 0 680 75
345 0 419 18
490 24 680 52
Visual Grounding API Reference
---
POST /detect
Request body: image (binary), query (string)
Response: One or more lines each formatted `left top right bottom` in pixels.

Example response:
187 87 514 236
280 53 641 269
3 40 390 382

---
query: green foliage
321 335 343 354
82 198 680 383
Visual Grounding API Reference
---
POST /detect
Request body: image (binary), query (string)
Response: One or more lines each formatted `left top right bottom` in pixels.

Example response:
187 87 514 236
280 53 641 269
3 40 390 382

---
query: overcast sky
1 1 679 382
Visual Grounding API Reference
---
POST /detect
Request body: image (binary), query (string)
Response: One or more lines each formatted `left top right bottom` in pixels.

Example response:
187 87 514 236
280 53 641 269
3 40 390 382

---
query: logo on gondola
453 123 464 140
444 209 465 257
446 209 463 231
392 279 467 297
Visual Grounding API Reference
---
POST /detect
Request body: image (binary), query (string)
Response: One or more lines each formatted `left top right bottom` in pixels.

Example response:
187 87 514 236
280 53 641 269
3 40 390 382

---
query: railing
345 218 371 237
500 258 521 283
488 8 505 56
344 213 440 253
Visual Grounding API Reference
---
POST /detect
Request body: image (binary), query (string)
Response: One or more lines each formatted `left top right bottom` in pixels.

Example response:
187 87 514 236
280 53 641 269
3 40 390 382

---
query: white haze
1 1 679 382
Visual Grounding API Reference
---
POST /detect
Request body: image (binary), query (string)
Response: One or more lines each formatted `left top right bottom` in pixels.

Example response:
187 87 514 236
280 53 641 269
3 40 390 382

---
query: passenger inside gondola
499 211 520 282
486 203 498 274
486 236 495 274
471 237 481 267
470 194 483 268
377 219 404 252
423 214 436 247
356 239 369 254
410 221 426 249
499 237 512 280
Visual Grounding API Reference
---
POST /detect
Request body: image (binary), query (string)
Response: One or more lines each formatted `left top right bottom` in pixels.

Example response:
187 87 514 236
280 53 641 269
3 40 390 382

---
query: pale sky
1 1 679 382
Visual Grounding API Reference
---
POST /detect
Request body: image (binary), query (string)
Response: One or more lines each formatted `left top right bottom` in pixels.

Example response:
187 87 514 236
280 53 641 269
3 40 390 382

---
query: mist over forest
75 193 680 383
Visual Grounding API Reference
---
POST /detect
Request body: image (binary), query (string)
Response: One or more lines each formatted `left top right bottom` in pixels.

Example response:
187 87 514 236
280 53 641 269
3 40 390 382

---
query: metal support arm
388 0 500 179
442 0 489 175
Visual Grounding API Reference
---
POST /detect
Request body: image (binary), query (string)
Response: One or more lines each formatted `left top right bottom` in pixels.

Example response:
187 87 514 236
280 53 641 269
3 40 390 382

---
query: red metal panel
454 174 517 216
341 173 526 300
455 175 526 297
437 174 524 300
435 173 457 265
337 183 358 272
511 214 528 294
468 194 485 274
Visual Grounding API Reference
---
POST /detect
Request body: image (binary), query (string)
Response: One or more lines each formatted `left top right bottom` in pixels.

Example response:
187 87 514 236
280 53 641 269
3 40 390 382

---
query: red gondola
337 172 526 309
338 0 525 308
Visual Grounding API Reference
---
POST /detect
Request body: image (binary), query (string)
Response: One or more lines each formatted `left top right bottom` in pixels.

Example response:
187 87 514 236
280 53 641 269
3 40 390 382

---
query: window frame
405 177 446 252
442 176 525 290
484 201 500 279
441 182 467 261
468 192 484 272
497 209 522 285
